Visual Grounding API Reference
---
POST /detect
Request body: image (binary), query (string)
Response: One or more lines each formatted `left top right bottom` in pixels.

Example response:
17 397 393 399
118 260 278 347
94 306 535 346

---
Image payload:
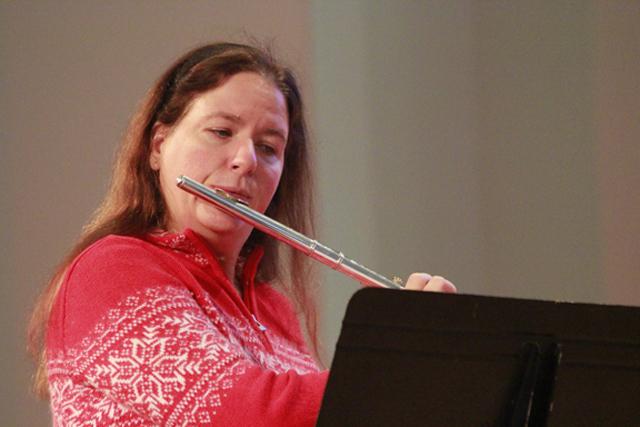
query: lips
209 185 251 205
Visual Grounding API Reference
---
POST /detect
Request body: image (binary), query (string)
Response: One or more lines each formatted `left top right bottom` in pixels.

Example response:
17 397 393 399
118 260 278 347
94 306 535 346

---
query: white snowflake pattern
49 284 319 426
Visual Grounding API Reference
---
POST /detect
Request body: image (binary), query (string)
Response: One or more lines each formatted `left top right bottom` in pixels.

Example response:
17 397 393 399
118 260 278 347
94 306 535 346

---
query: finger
424 275 457 293
405 273 432 291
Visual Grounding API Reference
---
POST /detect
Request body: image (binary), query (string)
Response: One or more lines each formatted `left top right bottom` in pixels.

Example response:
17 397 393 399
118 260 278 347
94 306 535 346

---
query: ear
149 122 168 171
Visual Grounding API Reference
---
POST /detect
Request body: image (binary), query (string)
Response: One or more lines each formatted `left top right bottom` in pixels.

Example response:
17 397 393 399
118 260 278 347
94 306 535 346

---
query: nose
230 138 258 174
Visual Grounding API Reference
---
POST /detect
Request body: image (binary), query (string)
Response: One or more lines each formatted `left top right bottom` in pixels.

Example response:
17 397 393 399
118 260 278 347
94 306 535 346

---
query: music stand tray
317 288 640 426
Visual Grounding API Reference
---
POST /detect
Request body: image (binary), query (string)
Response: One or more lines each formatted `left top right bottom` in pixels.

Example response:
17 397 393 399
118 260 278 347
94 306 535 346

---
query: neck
215 249 241 287
198 230 249 291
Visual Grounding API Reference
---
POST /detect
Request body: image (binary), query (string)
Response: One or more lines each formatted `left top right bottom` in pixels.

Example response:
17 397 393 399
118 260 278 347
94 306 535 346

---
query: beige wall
474 2 602 301
313 0 639 359
2 1 638 424
595 1 640 303
312 1 485 358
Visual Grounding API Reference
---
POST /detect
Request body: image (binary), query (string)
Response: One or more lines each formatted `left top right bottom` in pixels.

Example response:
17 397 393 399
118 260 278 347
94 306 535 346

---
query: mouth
209 186 251 206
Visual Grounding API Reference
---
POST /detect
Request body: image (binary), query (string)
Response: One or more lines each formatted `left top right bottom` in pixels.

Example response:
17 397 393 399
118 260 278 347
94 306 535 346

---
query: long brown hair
28 42 319 397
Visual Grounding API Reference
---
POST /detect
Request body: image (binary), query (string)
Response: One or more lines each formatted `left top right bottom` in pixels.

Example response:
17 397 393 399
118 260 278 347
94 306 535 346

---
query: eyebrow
262 128 287 142
204 112 242 123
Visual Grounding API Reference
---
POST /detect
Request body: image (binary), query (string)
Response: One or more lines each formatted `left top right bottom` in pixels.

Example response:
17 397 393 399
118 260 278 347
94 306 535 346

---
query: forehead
189 72 288 121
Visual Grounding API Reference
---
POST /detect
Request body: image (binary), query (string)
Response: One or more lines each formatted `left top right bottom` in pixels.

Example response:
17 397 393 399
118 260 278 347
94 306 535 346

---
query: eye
208 128 232 139
257 143 277 156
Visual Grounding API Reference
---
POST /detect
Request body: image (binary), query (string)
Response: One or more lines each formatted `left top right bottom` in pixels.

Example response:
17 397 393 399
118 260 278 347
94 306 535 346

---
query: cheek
272 169 284 192
167 145 215 178
157 149 206 208
261 164 285 202
160 172 188 217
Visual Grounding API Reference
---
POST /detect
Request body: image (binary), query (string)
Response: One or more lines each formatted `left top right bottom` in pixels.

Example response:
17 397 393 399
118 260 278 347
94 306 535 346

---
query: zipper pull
252 314 267 332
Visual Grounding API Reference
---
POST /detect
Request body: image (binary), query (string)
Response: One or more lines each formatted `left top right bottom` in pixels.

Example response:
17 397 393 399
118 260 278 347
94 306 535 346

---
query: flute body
176 175 404 290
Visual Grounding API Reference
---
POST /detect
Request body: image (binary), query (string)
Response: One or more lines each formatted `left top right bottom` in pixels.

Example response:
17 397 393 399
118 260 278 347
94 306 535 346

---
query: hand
405 273 457 293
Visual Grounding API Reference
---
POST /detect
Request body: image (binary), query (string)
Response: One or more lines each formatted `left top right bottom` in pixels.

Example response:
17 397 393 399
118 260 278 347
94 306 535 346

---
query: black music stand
317 288 640 426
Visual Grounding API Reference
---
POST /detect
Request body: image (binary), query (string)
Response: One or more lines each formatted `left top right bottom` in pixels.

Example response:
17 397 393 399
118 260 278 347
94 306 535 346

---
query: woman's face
150 72 288 246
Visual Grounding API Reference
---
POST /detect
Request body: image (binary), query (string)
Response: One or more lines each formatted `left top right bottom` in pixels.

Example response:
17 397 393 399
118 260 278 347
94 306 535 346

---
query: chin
195 206 250 237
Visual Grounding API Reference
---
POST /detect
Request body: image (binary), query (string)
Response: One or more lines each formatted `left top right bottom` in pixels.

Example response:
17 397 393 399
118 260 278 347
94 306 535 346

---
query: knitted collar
146 228 265 288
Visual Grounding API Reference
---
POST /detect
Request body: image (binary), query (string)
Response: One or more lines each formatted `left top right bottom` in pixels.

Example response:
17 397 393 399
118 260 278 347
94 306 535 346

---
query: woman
29 42 455 426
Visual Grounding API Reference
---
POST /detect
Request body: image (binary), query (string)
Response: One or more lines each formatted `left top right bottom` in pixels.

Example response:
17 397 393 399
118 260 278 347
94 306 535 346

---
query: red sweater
47 230 328 426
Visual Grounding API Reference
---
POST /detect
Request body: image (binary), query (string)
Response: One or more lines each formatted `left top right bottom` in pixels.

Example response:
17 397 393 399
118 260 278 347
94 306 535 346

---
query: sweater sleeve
47 237 328 426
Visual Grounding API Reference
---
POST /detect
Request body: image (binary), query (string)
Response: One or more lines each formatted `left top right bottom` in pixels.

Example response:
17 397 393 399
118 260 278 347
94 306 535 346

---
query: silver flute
176 175 404 290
